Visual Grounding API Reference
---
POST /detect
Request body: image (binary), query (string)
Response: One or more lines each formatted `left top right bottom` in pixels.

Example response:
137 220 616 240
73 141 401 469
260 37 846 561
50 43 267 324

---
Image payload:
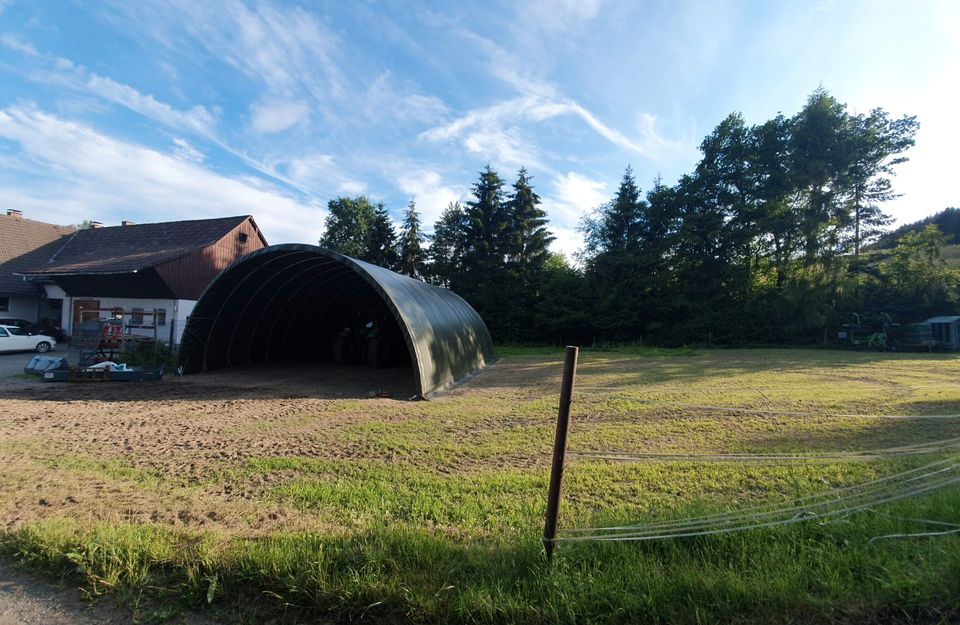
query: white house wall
1 294 40 322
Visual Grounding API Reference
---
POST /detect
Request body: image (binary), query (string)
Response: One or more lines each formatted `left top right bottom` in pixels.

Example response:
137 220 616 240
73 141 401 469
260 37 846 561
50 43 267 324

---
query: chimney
6 209 22 218
122 220 135 227
88 221 102 229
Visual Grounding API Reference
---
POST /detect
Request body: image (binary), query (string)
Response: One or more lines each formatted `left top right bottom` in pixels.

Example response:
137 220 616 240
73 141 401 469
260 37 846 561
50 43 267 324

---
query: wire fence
543 349 960 552
557 459 960 542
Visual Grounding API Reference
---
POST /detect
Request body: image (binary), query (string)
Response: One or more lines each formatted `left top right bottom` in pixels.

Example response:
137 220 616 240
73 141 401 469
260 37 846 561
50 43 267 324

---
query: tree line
320 89 958 345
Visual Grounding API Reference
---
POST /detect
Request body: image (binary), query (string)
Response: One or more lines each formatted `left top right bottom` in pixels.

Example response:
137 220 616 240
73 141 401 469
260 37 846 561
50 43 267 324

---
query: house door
73 299 100 327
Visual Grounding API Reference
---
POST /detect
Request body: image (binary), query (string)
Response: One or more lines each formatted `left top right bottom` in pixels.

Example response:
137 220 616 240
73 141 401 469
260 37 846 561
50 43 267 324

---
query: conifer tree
365 202 399 269
507 168 554 271
428 201 469 288
398 198 426 278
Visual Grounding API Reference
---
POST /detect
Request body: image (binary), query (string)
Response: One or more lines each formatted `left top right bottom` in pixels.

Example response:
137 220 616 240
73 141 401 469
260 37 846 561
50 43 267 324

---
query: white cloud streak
0 105 322 244
421 95 685 162
250 100 310 134
1 36 217 135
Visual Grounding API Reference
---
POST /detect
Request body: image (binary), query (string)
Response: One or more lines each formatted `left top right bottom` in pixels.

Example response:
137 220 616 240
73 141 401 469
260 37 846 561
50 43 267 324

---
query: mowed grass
2 347 960 623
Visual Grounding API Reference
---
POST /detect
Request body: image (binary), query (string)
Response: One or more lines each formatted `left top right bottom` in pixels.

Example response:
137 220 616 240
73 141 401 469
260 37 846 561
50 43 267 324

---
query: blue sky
0 1 957 258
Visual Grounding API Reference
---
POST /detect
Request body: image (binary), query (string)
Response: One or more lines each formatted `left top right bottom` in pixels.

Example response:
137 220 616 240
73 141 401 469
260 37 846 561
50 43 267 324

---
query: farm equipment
838 312 898 351
72 308 160 365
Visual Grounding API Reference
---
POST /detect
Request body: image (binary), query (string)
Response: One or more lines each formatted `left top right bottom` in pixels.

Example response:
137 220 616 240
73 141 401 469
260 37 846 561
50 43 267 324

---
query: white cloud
172 137 205 163
421 95 685 163
364 72 449 125
549 224 584 264
463 127 544 171
250 100 310 134
516 0 603 34
396 169 466 226
108 1 346 104
0 34 39 56
541 171 610 260
84 73 215 134
634 112 694 159
548 171 608 224
0 105 322 244
338 180 368 195
2 37 217 136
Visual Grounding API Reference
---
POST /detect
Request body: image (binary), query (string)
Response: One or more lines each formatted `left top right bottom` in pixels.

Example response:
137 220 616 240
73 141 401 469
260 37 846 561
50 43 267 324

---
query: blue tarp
24 355 69 374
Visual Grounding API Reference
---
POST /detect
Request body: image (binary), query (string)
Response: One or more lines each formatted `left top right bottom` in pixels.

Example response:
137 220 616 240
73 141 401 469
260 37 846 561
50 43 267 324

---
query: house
0 209 76 326
924 316 960 350
15 215 267 345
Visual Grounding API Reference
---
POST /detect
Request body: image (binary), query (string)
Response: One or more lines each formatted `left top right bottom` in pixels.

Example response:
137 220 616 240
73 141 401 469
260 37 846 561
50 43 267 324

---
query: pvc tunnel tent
177 244 495 398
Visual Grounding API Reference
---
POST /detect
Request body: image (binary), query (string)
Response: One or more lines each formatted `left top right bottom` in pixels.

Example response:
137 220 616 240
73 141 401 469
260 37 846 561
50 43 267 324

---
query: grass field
1 347 960 623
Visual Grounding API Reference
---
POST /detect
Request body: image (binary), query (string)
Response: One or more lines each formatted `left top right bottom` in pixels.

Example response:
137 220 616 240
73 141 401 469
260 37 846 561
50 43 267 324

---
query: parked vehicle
0 318 32 329
0 324 57 353
0 318 66 342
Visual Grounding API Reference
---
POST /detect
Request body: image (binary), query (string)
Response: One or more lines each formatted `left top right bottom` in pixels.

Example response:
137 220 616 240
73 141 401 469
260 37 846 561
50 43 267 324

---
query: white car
0 324 57 353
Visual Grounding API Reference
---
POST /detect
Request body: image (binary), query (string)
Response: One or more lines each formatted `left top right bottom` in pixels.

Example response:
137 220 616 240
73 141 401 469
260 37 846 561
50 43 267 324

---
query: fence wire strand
557 459 960 540
553 376 960 544
569 436 960 464
557 471 960 542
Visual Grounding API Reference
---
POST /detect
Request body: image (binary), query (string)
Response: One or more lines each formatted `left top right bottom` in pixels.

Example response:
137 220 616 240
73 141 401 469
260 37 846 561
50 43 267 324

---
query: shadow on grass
3 487 960 625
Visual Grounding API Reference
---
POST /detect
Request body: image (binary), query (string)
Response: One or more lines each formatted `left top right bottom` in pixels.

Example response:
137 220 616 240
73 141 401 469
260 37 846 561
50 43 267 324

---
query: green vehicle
838 313 897 351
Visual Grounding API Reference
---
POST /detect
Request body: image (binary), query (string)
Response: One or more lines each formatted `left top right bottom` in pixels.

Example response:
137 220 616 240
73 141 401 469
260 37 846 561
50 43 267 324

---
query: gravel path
0 560 131 625
0 560 218 625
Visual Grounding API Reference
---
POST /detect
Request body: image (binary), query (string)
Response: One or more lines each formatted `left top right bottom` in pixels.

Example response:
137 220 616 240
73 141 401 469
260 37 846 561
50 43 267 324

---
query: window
131 307 144 326
0 327 8 337
157 309 166 326
239 232 249 243
0 296 8 312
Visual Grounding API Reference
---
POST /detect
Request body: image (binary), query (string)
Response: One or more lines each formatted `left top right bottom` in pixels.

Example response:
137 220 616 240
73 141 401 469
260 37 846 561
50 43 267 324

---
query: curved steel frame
178 244 495 398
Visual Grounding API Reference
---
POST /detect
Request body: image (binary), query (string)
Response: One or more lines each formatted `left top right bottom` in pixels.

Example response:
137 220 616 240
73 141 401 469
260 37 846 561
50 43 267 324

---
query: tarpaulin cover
177 244 494 398
24 355 69 374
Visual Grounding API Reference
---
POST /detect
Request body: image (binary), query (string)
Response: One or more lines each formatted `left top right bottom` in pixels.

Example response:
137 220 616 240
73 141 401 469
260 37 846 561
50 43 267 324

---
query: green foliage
427 202 468 288
872 207 960 250
315 90 928 347
320 196 378 259
366 202 399 269
118 341 177 370
398 199 425 278
319 196 398 268
881 224 959 313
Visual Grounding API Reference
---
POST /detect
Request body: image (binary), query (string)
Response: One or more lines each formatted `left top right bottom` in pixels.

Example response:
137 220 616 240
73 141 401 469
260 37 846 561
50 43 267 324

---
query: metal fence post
543 345 579 561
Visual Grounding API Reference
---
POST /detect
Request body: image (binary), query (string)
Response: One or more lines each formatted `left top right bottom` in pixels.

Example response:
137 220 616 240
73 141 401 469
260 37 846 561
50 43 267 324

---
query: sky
0 0 957 259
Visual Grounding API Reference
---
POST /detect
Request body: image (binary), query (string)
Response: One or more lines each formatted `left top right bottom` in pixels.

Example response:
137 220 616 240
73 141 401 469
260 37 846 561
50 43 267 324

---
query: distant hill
870 207 960 250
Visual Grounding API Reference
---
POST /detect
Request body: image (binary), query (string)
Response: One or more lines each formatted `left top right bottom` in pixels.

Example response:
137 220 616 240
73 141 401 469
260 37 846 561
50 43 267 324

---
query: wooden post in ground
543 345 579 562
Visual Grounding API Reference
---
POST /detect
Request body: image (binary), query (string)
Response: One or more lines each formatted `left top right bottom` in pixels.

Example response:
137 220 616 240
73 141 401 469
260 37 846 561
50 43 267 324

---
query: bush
117 341 177 371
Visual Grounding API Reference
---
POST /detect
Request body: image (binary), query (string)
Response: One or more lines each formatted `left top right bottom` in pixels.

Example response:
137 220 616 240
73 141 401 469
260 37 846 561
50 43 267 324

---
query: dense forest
320 89 959 346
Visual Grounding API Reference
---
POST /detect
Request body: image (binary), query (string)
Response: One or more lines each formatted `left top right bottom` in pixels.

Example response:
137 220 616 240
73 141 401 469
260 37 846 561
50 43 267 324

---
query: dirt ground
0 358 553 535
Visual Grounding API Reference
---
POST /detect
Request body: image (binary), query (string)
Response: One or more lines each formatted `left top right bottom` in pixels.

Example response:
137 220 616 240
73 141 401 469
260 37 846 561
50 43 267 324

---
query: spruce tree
398 199 426 278
507 168 554 270
365 202 399 269
428 201 469 288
